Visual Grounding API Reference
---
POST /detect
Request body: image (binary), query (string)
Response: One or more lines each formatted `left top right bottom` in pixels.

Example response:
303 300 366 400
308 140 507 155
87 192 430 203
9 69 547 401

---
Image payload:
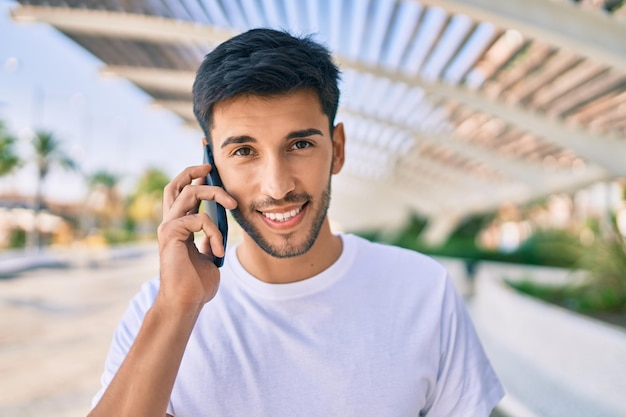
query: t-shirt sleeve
90 277 175 416
422 275 505 416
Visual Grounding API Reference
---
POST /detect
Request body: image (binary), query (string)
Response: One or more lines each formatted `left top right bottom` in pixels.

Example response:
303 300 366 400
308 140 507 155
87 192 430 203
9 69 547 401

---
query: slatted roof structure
10 0 626 242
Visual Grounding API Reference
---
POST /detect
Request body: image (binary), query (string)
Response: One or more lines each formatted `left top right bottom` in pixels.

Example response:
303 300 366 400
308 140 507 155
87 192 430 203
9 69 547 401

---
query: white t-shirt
94 234 504 416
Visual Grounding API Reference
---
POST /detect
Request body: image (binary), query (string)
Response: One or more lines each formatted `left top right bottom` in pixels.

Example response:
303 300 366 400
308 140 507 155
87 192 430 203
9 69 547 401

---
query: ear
331 123 346 175
202 137 209 147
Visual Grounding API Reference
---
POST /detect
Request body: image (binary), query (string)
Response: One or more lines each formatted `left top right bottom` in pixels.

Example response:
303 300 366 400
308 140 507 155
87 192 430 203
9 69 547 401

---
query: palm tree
86 169 123 230
0 120 20 177
127 167 170 236
30 130 78 248
134 167 170 197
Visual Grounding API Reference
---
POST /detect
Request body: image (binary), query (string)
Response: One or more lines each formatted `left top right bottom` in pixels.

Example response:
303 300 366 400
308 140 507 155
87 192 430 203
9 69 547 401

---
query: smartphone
203 143 228 267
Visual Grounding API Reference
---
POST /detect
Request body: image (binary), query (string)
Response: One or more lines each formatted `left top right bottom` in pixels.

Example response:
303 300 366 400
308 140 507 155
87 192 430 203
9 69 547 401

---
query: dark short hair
192 28 341 145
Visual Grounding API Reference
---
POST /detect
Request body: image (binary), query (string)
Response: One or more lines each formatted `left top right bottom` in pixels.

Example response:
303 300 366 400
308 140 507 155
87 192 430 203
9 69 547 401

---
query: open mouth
261 205 303 222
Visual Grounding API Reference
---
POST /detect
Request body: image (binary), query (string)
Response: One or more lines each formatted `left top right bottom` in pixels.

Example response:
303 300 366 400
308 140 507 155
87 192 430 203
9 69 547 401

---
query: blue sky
0 1 202 202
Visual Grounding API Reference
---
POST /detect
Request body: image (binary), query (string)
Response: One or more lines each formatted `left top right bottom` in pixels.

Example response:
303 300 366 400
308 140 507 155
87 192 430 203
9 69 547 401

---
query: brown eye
292 140 312 150
234 147 253 156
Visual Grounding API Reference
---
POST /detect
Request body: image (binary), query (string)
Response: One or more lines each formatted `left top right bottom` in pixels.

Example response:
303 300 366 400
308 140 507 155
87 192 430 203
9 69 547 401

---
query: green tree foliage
32 130 77 185
30 130 78 247
575 219 626 314
88 170 121 189
86 169 124 230
134 167 170 198
387 212 502 262
127 167 170 235
0 121 20 176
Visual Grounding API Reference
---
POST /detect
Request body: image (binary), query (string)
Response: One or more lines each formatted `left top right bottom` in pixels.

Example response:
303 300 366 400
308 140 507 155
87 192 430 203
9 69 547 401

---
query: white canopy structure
10 0 626 241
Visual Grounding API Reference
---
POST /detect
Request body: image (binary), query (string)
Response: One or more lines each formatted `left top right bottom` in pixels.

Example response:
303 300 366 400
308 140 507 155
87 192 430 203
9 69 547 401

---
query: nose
259 156 296 201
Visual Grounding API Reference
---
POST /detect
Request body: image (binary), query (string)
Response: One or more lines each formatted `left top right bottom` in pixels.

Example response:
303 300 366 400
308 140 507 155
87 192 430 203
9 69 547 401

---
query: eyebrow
220 128 324 149
286 128 324 140
220 135 255 149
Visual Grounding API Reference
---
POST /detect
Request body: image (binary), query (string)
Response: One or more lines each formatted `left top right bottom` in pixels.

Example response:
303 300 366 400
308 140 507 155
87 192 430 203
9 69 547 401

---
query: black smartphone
203 143 228 267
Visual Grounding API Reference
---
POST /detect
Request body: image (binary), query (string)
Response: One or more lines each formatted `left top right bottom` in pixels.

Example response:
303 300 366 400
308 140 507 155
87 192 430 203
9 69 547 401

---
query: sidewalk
0 244 160 417
0 248 68 277
467 260 626 417
0 243 157 277
475 328 623 417
5 251 621 416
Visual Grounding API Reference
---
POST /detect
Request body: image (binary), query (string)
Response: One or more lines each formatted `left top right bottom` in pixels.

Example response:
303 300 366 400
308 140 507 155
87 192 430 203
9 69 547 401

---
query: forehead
211 90 328 140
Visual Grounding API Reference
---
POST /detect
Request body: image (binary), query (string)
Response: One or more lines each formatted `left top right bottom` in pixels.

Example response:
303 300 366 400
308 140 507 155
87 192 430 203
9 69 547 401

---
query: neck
235 219 343 284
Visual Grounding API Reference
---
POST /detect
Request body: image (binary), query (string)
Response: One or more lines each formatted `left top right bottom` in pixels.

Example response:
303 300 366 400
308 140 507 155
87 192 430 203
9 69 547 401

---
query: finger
158 213 226 258
163 165 212 217
194 174 207 186
197 213 227 258
187 175 209 216
163 184 237 223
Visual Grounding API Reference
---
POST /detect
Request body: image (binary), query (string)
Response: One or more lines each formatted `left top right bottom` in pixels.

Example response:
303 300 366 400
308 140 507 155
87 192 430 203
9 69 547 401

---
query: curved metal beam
419 0 626 72
10 5 235 45
339 107 546 186
101 66 193 94
100 63 626 178
336 57 626 178
13 5 624 177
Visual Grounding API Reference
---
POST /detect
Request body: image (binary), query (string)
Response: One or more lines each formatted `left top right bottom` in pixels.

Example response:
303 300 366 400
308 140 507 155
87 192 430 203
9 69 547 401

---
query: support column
421 213 463 246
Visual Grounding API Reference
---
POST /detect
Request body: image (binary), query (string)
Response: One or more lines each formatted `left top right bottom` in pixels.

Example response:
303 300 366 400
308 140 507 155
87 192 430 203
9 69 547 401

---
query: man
89 29 504 417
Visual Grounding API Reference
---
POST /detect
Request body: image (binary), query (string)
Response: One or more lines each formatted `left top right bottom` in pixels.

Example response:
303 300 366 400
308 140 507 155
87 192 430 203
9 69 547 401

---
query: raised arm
88 165 237 417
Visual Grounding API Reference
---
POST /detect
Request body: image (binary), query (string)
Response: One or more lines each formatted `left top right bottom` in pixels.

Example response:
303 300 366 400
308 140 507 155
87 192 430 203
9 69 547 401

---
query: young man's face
210 89 345 258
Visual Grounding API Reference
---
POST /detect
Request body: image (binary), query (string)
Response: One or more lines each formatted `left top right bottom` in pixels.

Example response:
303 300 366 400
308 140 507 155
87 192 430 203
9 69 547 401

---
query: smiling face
210 89 345 259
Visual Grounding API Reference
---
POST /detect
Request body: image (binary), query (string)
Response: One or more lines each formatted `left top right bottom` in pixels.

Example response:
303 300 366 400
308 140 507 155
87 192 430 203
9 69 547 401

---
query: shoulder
341 233 449 296
135 276 161 304
106 277 161 357
123 276 161 320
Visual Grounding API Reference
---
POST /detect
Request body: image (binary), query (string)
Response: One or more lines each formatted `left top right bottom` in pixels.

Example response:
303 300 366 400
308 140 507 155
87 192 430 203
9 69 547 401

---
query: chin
260 234 317 259
231 210 325 259
232 185 332 259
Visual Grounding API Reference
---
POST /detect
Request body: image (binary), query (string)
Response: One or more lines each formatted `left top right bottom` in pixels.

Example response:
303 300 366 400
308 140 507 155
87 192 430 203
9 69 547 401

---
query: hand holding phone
203 143 228 267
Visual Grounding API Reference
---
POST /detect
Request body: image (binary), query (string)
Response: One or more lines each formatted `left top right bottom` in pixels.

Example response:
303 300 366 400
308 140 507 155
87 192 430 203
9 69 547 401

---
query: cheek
307 166 333 193
220 170 250 202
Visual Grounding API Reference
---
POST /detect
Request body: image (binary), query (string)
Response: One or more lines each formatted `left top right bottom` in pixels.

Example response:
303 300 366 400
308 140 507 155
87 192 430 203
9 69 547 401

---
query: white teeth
263 207 301 222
